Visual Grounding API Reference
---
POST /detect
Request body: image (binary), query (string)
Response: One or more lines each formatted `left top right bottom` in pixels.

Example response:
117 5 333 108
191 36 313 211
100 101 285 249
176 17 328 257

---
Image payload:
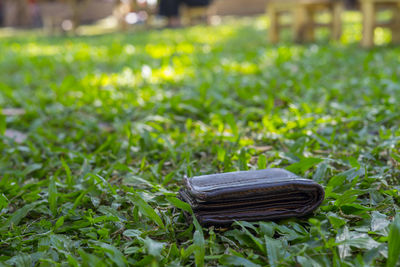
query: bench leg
332 2 343 41
361 1 375 48
294 5 314 43
294 5 308 43
268 5 279 43
392 4 400 44
304 8 315 42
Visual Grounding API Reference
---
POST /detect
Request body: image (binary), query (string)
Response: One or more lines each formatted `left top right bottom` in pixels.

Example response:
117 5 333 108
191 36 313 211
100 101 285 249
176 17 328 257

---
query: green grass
0 15 400 266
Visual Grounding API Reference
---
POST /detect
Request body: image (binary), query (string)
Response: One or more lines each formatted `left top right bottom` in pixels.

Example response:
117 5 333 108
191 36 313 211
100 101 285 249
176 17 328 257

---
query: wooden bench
360 0 400 47
181 5 212 26
267 0 344 43
38 2 73 33
38 0 92 33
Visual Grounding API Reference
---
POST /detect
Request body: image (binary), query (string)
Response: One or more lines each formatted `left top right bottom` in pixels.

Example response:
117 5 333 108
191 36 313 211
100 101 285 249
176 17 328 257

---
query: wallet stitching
190 175 301 188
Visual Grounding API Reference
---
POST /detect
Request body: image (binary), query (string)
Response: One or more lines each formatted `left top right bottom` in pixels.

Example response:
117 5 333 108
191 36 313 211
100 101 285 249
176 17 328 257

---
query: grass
0 14 400 266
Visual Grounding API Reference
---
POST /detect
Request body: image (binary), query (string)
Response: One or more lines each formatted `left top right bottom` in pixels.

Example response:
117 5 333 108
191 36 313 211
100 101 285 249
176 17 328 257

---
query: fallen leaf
98 122 114 132
251 145 273 152
4 129 27 143
1 108 25 116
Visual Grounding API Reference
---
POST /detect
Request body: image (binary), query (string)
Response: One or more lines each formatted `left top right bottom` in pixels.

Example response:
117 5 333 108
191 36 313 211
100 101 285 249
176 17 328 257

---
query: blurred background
0 0 359 32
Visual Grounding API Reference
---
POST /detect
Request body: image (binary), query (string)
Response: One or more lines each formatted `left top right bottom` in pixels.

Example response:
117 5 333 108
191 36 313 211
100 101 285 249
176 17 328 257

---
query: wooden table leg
332 1 343 41
361 0 375 48
268 4 279 44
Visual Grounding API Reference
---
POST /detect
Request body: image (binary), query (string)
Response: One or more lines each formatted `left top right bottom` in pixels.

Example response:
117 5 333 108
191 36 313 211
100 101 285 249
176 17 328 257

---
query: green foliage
0 15 399 266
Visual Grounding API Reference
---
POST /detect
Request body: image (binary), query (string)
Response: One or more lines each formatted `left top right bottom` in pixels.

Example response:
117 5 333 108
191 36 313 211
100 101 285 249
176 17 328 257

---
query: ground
0 14 399 266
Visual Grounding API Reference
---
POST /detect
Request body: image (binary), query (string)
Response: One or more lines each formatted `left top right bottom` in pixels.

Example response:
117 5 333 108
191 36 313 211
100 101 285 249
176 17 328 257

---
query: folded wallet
179 168 324 226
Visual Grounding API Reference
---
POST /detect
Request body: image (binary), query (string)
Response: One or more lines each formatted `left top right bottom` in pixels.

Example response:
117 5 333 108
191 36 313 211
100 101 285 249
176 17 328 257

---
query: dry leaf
1 108 26 116
4 129 27 143
251 146 273 152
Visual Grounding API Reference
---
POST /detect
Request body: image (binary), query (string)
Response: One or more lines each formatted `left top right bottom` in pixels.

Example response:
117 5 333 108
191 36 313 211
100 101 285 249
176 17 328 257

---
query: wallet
179 168 324 226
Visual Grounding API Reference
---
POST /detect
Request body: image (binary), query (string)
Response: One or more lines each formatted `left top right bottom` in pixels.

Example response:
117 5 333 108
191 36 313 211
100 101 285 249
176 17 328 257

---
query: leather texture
179 168 324 226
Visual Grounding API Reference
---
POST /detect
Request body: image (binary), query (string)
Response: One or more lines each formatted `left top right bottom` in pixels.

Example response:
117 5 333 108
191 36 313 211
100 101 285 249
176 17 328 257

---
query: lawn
0 15 400 266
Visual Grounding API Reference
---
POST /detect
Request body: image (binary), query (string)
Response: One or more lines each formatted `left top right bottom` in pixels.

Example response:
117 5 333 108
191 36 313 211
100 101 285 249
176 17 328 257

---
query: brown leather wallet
179 168 324 226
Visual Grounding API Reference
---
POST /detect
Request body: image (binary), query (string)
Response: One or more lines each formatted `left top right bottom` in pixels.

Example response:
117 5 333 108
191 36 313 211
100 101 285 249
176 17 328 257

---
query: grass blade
166 196 193 213
61 158 73 187
387 213 400 267
265 236 281 267
219 255 261 267
192 216 205 267
48 176 57 216
0 202 41 231
286 157 323 174
129 193 164 229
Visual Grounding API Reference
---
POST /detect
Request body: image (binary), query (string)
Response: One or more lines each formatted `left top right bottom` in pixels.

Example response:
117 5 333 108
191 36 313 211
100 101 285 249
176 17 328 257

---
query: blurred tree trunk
16 0 27 26
9 0 30 27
